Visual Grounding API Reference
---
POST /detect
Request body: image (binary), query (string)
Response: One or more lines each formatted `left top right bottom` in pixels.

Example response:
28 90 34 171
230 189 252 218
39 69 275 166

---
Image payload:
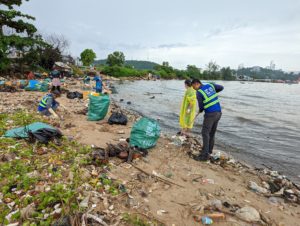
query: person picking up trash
191 79 224 161
93 74 109 94
37 90 61 118
83 74 91 85
50 69 61 93
93 75 103 93
179 79 197 136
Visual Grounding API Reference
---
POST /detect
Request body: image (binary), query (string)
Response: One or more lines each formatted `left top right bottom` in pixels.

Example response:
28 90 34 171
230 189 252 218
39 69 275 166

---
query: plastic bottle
202 216 213 225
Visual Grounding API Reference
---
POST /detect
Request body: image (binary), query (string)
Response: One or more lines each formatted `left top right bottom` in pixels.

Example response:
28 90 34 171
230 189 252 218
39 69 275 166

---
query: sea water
113 80 300 182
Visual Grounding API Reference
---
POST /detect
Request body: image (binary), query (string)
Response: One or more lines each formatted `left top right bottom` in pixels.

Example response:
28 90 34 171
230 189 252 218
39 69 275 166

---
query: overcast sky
19 0 300 71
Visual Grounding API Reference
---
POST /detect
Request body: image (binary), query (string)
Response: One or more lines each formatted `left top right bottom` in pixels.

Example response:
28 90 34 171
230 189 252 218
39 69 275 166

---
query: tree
162 61 169 67
186 65 201 78
80 49 96 66
0 0 45 72
106 51 125 67
45 34 70 55
39 47 62 70
220 67 235 80
205 60 220 80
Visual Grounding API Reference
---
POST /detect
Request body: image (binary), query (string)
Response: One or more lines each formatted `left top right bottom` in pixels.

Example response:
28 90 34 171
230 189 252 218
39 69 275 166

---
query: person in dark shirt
191 79 224 161
50 70 61 93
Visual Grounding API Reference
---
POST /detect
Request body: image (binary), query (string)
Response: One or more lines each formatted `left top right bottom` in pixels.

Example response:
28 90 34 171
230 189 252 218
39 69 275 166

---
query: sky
19 0 300 71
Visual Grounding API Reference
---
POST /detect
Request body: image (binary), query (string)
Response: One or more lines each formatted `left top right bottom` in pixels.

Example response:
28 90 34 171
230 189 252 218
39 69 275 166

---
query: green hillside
94 60 159 70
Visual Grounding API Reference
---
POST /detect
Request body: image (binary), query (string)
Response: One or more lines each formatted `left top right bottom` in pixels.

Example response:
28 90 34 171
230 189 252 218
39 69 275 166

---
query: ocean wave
242 94 266 99
235 116 262 126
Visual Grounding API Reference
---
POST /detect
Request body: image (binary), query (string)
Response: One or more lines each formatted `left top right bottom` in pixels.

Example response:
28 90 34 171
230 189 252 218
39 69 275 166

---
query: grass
123 213 164 226
0 110 126 225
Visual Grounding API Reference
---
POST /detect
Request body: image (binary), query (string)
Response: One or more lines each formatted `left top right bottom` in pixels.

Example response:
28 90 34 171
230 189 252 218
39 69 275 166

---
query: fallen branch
131 164 185 188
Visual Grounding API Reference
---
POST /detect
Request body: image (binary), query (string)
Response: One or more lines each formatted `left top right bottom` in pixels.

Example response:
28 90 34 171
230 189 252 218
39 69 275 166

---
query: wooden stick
131 164 185 188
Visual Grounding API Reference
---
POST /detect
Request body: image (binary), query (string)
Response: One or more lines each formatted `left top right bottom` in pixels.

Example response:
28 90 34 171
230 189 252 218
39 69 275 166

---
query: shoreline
0 79 300 225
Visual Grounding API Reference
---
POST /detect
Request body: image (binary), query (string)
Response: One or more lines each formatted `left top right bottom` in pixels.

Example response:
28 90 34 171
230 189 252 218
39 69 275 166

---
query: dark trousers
51 86 61 93
201 112 222 156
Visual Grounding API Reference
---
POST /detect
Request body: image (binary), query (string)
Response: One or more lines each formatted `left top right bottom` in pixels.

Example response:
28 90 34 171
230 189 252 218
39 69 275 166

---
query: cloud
157 43 189 49
19 0 300 71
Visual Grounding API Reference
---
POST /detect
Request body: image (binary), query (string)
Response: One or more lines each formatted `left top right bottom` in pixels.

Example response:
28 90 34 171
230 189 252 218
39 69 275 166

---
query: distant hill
94 60 159 70
235 66 300 81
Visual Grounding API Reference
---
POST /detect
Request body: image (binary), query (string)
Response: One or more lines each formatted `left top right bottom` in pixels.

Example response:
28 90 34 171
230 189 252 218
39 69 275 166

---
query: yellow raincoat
179 87 197 129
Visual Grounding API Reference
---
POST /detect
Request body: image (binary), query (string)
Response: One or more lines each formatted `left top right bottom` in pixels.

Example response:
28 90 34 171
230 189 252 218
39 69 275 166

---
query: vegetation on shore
95 53 236 80
0 110 127 225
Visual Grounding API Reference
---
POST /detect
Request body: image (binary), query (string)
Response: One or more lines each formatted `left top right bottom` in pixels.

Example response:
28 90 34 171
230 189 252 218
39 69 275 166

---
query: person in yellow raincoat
179 79 197 136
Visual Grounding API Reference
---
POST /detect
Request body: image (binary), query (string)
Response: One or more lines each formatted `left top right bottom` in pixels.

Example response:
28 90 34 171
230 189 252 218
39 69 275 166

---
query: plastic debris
248 181 268 194
157 209 168 216
236 206 261 222
202 216 213 225
202 179 215 184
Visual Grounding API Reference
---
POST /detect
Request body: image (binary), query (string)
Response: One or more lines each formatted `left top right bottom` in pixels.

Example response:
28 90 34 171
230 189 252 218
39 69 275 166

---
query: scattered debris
236 206 261 222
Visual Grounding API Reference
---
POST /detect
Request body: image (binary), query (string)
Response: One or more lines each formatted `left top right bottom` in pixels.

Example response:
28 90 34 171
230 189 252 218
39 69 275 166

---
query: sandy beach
0 79 300 225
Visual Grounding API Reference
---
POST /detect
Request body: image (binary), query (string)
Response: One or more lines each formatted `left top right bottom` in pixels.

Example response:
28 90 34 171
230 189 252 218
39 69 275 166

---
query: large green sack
87 94 110 121
4 122 54 138
130 117 161 149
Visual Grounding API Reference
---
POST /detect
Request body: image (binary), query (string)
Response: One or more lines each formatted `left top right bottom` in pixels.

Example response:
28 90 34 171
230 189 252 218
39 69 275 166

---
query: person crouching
38 90 61 118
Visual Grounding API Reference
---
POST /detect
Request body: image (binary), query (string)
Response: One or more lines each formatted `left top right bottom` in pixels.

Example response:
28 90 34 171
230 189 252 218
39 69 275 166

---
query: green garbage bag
87 94 110 121
45 78 52 83
130 117 161 149
39 81 49 92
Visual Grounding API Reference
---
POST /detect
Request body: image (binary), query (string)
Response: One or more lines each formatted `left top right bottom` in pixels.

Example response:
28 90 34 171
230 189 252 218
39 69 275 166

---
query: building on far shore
236 75 254 81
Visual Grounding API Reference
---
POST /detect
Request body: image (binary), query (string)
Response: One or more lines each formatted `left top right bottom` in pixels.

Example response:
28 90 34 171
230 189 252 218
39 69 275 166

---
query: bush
70 65 84 76
101 65 147 77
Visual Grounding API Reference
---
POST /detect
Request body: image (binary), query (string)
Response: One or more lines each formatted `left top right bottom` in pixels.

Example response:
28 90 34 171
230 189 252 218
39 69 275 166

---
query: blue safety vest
38 94 55 111
94 77 102 92
198 84 221 113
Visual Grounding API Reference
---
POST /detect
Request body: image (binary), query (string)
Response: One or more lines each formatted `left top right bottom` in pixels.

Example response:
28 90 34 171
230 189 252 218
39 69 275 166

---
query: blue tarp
4 122 55 138
25 80 40 91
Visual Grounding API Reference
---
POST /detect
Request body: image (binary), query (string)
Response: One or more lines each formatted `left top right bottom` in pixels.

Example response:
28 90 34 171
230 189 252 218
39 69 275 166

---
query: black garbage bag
75 91 83 99
67 92 77 99
67 91 83 99
28 128 63 144
108 112 128 125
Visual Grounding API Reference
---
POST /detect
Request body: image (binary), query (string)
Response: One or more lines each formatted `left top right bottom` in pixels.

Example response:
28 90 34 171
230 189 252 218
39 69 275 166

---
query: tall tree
106 51 125 67
220 67 235 80
0 0 44 72
186 65 201 78
80 49 96 66
206 60 220 79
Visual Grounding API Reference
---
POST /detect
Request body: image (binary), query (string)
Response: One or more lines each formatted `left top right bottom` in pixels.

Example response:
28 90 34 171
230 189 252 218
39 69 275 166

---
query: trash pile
90 117 161 163
247 169 300 204
91 142 147 164
206 152 300 205
0 84 18 93
192 200 265 225
171 134 300 208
